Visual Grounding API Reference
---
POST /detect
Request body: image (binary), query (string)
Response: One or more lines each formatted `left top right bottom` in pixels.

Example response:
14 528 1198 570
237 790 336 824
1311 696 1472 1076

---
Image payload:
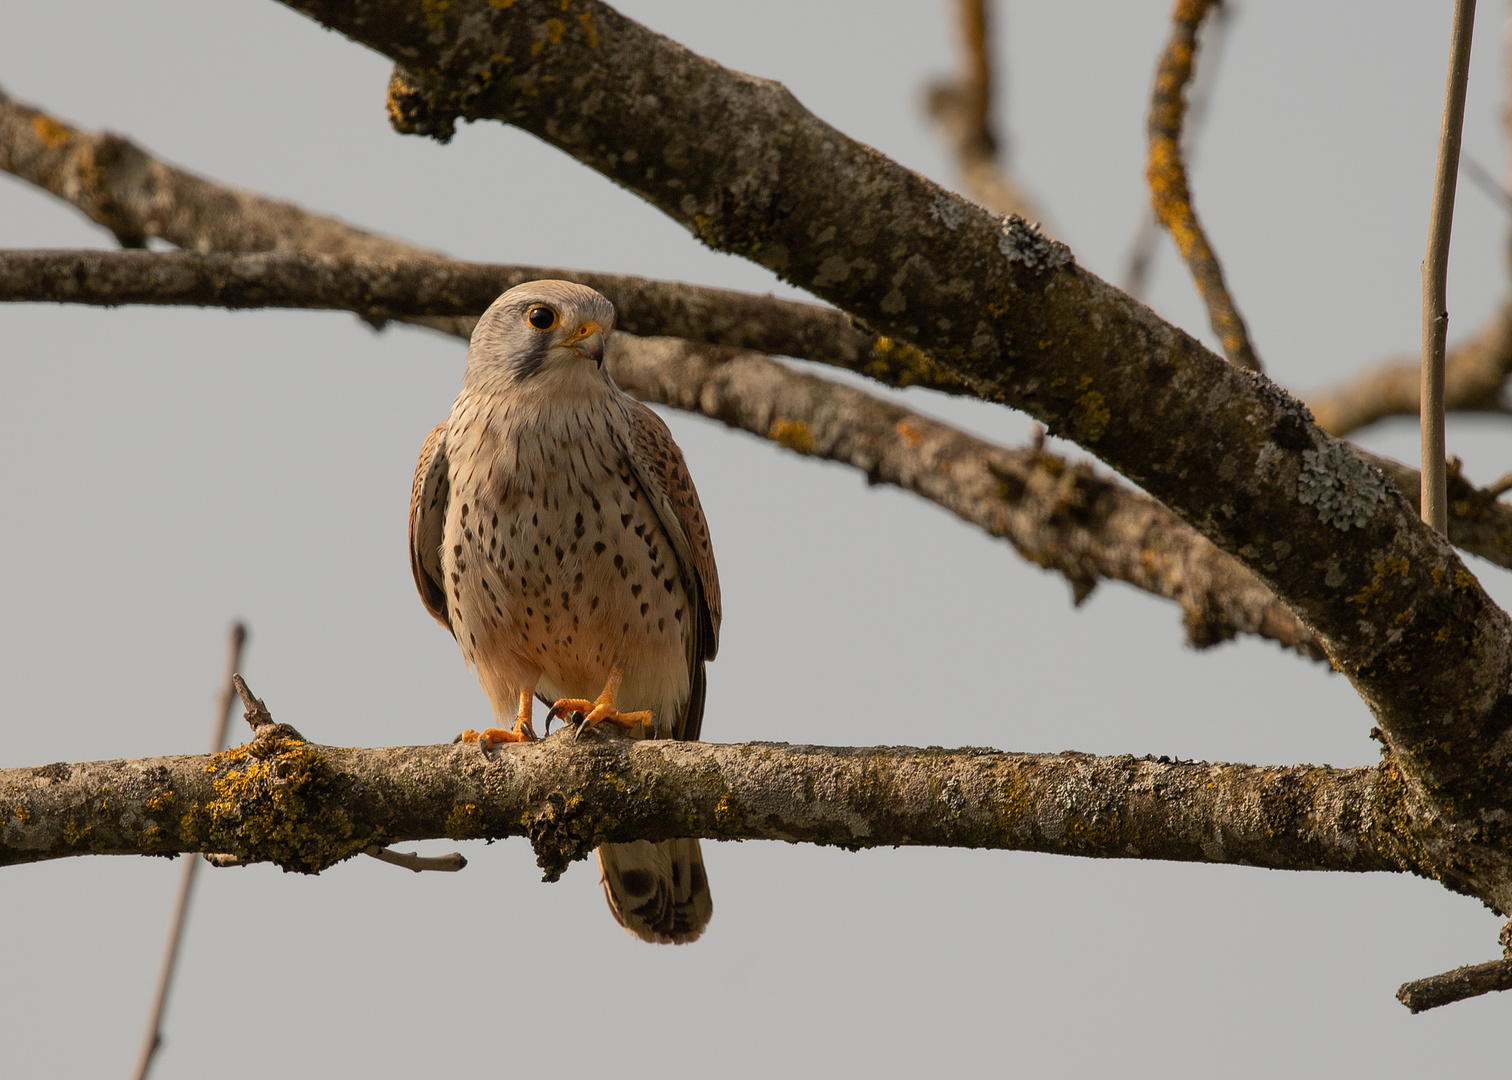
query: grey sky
2 1 1510 1075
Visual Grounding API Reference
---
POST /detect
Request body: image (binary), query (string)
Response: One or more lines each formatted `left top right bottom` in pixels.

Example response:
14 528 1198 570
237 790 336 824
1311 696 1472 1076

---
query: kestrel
409 280 721 944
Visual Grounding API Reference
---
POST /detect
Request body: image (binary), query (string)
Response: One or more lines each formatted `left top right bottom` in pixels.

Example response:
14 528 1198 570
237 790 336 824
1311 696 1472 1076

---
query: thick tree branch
265 0 1512 909
924 0 1045 223
0 729 1426 882
1146 0 1261 372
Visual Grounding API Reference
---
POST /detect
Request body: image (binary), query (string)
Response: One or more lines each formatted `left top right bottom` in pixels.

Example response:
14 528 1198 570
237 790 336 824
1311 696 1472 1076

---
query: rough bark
265 0 1512 910
0 729 1426 884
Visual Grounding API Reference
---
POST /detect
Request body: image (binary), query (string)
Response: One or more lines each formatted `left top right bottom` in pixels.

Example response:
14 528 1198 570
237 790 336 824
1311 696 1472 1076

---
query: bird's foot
545 698 655 739
452 717 536 750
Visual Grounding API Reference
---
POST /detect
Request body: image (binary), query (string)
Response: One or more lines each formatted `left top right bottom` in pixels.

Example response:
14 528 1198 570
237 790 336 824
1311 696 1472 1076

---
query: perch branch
0 728 1428 882
1146 0 1261 371
924 0 1045 223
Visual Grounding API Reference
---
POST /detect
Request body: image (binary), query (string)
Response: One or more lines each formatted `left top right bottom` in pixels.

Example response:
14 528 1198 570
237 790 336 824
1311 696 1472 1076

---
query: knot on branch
181 739 370 874
526 788 603 882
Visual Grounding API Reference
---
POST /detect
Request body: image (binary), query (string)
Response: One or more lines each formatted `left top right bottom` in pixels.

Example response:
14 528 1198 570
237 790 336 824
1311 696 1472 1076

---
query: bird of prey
409 280 721 944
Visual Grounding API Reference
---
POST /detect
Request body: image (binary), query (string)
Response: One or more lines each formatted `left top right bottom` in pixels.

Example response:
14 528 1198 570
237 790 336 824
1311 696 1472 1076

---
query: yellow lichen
446 802 483 839
12 805 31 824
30 114 73 149
577 10 598 47
1071 390 1110 444
544 17 566 44
146 791 175 812
768 417 815 454
177 738 365 874
421 0 450 33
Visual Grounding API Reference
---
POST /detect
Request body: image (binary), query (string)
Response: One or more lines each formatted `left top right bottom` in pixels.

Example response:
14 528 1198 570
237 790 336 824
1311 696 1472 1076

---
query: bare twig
130 622 246 1080
364 846 467 872
1123 0 1234 299
1396 957 1512 1013
925 0 1045 222
1146 0 1262 371
1421 0 1479 534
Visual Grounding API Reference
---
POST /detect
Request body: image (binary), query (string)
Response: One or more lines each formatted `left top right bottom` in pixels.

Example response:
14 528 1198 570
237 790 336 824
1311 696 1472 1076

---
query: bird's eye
526 305 558 331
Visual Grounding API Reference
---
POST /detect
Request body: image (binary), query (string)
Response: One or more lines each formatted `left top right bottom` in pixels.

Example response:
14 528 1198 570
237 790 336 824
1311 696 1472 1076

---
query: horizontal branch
0 730 1423 882
0 85 962 394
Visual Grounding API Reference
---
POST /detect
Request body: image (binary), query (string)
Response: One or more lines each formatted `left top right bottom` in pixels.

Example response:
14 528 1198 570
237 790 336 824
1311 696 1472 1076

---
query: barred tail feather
597 839 712 944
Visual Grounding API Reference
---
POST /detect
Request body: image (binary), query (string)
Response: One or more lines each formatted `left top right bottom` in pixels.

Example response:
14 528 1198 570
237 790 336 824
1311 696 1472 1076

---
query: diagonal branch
0 728 1426 882
1146 0 1262 371
924 0 1045 223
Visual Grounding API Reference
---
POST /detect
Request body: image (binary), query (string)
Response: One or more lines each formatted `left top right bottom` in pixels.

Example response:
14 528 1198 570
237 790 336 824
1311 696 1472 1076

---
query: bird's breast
442 393 693 719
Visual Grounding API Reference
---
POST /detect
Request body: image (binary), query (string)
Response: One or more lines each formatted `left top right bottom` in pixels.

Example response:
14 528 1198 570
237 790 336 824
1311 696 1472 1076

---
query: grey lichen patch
1297 443 1389 531
929 193 965 231
997 216 1072 272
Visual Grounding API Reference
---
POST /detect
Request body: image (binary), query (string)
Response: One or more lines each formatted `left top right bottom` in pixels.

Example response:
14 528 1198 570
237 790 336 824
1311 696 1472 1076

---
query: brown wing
409 420 452 634
621 399 721 740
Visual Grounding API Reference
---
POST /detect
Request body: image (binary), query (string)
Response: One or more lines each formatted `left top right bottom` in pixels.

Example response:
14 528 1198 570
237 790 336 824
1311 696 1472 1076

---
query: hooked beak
562 321 606 367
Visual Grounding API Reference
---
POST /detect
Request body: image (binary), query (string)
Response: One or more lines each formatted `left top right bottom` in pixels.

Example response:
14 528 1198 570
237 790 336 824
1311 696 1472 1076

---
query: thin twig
363 846 468 872
1396 956 1512 1012
130 622 246 1080
1421 0 1479 535
1146 0 1262 371
1123 0 1234 298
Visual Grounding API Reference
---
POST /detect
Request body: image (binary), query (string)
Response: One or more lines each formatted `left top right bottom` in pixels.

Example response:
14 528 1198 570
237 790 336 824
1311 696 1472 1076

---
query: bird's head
466 279 617 391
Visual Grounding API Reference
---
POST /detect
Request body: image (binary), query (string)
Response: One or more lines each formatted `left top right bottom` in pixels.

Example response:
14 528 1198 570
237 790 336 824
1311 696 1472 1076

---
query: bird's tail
597 839 712 944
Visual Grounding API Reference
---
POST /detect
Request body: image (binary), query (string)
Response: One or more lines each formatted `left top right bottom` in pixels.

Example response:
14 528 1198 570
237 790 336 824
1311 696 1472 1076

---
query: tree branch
924 0 1046 223
1146 0 1262 372
0 726 1426 882
0 84 963 394
1396 956 1512 1013
10 244 1512 593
